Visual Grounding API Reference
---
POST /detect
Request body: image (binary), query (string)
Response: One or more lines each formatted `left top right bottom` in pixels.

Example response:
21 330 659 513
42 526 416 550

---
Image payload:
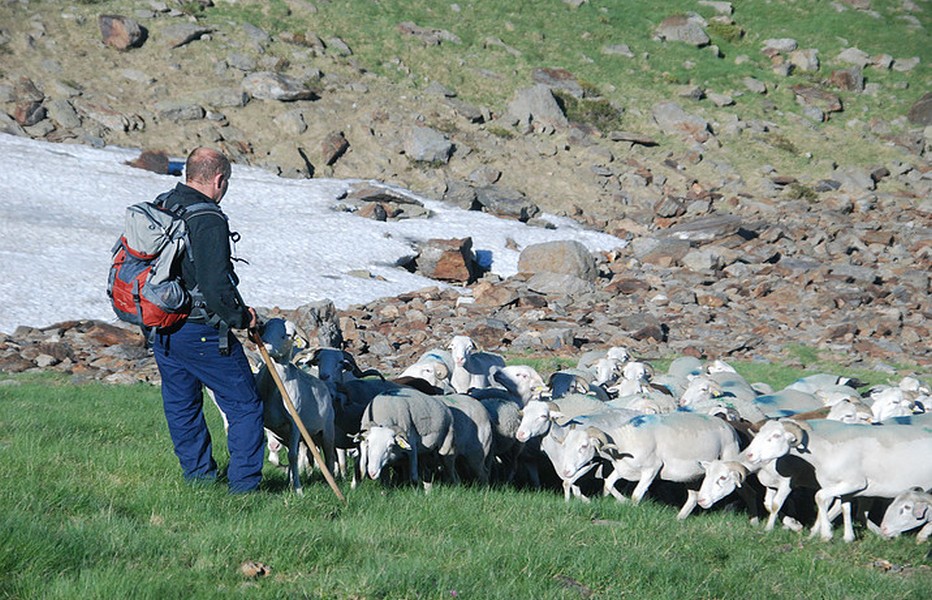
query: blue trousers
153 322 265 493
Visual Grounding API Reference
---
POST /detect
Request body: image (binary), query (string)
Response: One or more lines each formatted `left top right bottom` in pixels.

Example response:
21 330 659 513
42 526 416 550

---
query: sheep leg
354 439 368 489
443 452 460 485
631 467 661 505
677 490 699 520
916 523 932 544
765 477 792 531
409 435 419 486
841 500 855 543
602 465 628 503
812 489 837 541
288 432 304 496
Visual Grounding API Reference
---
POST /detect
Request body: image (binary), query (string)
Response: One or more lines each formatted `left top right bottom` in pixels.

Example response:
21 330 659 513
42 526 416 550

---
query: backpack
107 193 219 329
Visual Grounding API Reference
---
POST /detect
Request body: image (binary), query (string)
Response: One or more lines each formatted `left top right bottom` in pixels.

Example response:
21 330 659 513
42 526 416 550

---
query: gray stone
654 14 710 47
242 72 318 101
525 272 595 296
193 87 248 109
836 47 871 67
154 100 205 122
403 126 453 164
442 180 479 210
762 38 798 53
789 48 820 72
475 186 540 222
505 84 568 131
662 215 743 242
159 23 212 48
652 101 710 141
833 167 875 191
908 92 932 126
743 77 767 94
273 109 307 135
518 240 598 281
602 44 634 58
892 56 920 72
260 143 314 179
45 98 81 129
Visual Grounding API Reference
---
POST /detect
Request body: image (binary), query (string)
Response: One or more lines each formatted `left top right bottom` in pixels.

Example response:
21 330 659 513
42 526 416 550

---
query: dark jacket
161 182 250 329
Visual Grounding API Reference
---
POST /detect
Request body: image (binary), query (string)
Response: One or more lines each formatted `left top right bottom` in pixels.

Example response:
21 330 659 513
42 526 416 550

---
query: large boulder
518 240 598 281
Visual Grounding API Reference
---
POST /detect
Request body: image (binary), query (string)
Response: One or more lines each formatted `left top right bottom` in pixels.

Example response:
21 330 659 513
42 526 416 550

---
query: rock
518 240 598 281
98 14 145 50
630 237 691 267
907 92 932 126
789 48 820 72
403 126 453 164
836 47 871 67
322 130 349 165
242 72 318 102
525 272 595 296
442 180 479 210
608 130 658 146
505 84 568 131
743 77 767 94
651 101 710 141
159 23 212 49
792 85 843 114
259 143 314 179
892 56 920 72
153 100 205 122
602 44 634 58
475 186 540 222
45 98 81 129
830 67 864 92
654 14 710 47
761 38 798 54
416 238 480 283
125 150 170 174
532 67 585 99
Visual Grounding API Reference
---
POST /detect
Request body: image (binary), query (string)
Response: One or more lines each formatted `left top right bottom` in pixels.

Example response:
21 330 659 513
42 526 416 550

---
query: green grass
1 372 930 598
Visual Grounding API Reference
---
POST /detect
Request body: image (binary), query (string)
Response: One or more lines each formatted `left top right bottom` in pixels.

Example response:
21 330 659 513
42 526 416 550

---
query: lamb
448 335 506 393
254 318 337 495
880 488 932 543
357 386 456 489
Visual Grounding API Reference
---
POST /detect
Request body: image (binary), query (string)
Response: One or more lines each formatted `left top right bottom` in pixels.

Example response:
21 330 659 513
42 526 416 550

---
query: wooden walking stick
250 328 346 503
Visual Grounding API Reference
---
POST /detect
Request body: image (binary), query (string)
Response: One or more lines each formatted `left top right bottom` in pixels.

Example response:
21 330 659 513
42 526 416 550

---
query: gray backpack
107 193 217 329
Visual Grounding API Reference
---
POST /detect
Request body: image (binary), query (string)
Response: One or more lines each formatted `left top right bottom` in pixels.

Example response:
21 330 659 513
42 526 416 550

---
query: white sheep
398 348 455 392
255 318 337 495
440 394 494 483
880 488 932 543
357 386 457 489
448 335 507 393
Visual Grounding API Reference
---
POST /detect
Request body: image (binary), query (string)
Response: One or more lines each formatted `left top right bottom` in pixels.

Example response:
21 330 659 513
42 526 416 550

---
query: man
151 147 265 494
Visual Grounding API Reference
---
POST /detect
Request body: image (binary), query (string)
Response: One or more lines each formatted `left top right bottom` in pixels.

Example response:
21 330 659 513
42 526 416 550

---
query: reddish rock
98 15 145 50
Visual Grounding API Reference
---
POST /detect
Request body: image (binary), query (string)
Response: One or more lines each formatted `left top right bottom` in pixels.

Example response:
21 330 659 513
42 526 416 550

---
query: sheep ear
914 501 930 520
698 460 711 471
395 434 411 450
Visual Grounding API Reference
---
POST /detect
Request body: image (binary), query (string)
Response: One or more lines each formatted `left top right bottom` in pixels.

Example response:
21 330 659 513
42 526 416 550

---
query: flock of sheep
244 317 932 544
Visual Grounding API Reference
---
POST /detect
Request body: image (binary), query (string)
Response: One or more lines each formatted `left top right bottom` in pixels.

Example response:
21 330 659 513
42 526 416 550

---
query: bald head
184 147 231 202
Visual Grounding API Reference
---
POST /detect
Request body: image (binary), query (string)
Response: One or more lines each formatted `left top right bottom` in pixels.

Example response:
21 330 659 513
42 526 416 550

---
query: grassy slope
1 373 930 598
206 0 930 184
